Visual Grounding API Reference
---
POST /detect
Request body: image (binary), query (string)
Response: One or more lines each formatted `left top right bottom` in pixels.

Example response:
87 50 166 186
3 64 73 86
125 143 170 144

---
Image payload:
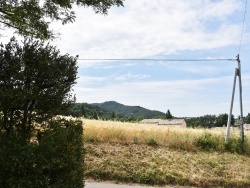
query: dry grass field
81 119 250 188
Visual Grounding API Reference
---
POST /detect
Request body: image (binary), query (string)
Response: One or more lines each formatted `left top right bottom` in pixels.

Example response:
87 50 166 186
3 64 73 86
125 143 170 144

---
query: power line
78 58 237 62
238 0 248 54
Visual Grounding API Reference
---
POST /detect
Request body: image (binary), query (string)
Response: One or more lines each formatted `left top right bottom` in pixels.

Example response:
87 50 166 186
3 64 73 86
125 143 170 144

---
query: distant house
244 124 250 131
158 119 187 128
139 119 160 124
140 119 186 128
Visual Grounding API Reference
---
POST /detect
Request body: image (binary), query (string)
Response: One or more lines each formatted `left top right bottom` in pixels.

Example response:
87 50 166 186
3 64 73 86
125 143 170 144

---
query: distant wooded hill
64 101 165 121
93 101 165 118
63 101 250 128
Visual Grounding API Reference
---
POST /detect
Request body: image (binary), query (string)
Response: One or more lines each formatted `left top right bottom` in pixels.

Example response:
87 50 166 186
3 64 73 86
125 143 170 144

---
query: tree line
186 113 250 128
64 103 175 122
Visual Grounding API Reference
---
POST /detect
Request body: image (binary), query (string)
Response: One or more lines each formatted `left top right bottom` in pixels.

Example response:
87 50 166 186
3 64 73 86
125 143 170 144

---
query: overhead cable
78 58 237 62
238 0 248 54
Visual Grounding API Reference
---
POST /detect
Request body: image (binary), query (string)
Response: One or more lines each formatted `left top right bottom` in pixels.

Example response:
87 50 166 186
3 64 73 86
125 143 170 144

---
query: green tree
198 115 216 128
166 109 173 119
92 110 98 120
80 104 86 117
185 117 200 128
244 113 250 124
0 0 124 39
111 111 115 119
128 114 135 122
0 37 78 140
137 116 144 122
216 113 235 127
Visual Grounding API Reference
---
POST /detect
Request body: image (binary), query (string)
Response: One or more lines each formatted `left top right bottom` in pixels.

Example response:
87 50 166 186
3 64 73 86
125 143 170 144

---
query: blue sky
3 0 250 117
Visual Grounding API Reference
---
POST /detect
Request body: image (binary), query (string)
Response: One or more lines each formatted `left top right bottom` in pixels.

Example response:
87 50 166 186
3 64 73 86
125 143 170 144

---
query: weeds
145 138 158 146
196 132 220 151
85 142 250 188
83 119 250 155
224 137 245 154
83 119 250 187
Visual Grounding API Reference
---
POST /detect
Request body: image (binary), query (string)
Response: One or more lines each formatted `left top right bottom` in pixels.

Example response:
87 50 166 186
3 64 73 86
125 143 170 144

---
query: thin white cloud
197 0 240 19
76 76 107 87
51 0 244 61
78 61 137 69
93 62 137 69
115 73 150 81
172 63 234 76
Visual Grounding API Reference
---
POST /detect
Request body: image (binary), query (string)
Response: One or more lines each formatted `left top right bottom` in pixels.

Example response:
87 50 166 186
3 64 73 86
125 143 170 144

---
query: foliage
186 114 235 128
224 137 244 154
196 132 245 154
244 113 250 124
127 114 136 122
85 141 250 188
0 118 84 188
165 109 173 119
84 119 250 155
84 119 250 187
0 37 77 141
65 102 116 119
93 101 164 119
92 110 98 120
91 101 166 119
111 111 116 119
216 113 235 127
65 101 166 121
0 0 124 39
195 132 220 151
145 138 158 146
136 116 144 122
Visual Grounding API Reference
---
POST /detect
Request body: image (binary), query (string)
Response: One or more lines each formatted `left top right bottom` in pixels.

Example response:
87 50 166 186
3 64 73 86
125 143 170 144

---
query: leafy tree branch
0 0 124 40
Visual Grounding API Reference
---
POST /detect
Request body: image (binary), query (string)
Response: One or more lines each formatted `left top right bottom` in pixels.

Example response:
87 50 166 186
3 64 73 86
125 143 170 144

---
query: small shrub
196 132 219 151
146 138 158 146
133 136 138 144
224 137 244 154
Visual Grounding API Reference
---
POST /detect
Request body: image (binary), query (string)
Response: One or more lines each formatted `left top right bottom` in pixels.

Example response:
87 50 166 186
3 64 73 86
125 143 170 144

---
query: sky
2 0 250 117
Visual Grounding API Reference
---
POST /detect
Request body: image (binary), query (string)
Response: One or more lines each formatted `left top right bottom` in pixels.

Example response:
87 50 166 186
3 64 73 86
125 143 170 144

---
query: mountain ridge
91 101 165 119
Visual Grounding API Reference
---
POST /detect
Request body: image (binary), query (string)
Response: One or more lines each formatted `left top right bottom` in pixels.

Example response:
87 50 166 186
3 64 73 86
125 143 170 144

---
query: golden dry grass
85 143 250 187
83 119 247 151
82 119 250 187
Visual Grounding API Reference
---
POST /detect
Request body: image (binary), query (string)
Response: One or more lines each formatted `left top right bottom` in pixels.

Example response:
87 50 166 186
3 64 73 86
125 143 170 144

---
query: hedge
0 118 84 188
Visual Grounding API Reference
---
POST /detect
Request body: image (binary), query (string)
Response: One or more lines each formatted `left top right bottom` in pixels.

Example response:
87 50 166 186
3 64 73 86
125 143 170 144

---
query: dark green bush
0 118 84 188
224 137 244 154
195 133 220 151
196 132 248 155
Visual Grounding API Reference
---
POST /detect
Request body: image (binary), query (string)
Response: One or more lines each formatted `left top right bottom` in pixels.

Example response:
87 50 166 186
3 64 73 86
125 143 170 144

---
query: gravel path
85 182 155 188
85 182 196 188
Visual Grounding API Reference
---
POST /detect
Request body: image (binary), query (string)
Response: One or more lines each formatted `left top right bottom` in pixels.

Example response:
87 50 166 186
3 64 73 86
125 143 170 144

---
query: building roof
140 119 160 124
244 124 250 131
140 119 185 125
158 119 185 125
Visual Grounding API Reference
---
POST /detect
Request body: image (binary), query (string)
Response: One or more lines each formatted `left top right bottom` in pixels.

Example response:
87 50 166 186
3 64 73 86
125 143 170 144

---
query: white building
140 119 186 128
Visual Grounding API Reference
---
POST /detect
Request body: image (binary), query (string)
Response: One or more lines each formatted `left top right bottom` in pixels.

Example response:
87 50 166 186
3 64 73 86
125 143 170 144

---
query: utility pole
237 55 245 151
225 54 244 151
